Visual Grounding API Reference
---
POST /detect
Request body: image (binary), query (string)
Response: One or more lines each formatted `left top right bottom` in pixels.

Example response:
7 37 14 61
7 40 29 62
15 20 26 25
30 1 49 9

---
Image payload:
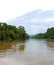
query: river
0 39 54 65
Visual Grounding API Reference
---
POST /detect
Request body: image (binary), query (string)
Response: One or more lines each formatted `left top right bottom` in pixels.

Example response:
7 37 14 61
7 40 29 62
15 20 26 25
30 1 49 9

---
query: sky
0 0 54 35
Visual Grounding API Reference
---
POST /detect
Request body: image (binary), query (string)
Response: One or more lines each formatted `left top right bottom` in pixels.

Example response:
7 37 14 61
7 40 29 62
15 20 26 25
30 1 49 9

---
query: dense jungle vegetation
0 23 29 41
35 27 54 39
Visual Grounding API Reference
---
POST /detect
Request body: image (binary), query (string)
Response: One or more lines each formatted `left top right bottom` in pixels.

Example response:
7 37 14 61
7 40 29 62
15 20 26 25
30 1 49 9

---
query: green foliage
35 33 46 39
17 26 29 39
35 27 54 39
46 27 54 39
0 23 29 41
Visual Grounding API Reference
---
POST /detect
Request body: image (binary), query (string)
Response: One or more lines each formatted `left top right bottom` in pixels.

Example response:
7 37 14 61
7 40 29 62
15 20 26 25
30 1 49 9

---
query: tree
18 26 29 39
35 27 54 39
35 33 46 39
0 23 29 40
46 27 54 39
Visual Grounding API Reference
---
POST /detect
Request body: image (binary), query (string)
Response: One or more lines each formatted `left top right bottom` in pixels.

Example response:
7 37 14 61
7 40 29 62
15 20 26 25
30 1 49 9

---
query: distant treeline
0 23 29 41
35 27 54 39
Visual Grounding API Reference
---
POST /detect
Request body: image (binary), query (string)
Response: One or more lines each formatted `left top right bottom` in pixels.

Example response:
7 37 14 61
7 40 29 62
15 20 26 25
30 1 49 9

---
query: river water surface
0 39 54 65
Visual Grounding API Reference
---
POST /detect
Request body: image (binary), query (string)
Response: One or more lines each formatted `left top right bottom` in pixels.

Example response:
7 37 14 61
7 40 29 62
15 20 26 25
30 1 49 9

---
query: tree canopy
35 27 54 39
0 23 29 41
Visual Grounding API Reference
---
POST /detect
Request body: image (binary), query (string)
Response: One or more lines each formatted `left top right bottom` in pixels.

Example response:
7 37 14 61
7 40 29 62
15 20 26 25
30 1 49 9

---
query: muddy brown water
0 39 54 65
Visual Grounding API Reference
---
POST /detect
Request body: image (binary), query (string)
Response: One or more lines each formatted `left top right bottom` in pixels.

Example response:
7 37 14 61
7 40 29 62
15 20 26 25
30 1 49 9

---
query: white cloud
43 17 54 22
29 25 48 34
0 0 54 22
31 17 54 23
31 18 39 23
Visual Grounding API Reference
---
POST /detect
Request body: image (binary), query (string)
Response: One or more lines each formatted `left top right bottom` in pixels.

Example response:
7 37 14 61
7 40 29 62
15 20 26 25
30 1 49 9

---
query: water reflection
0 40 26 57
18 45 25 51
18 40 26 51
0 40 26 52
0 39 54 52
0 41 12 52
0 39 54 65
46 39 54 50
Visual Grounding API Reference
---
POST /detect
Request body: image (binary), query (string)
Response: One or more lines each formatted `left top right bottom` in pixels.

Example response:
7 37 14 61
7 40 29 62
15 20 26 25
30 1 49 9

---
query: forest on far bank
35 27 54 39
0 23 29 41
0 23 54 41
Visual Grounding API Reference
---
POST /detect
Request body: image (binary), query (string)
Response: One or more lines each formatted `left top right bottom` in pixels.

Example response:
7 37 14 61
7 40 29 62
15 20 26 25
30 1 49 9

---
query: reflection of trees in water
0 41 12 51
0 40 26 52
18 40 26 51
0 40 26 57
11 40 26 52
0 41 12 57
46 39 54 50
18 44 25 51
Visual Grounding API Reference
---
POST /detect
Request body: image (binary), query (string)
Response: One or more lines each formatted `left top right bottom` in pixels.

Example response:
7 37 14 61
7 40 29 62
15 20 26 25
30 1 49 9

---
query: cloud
30 24 49 34
0 0 54 22
6 9 54 35
0 0 54 35
43 17 54 22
